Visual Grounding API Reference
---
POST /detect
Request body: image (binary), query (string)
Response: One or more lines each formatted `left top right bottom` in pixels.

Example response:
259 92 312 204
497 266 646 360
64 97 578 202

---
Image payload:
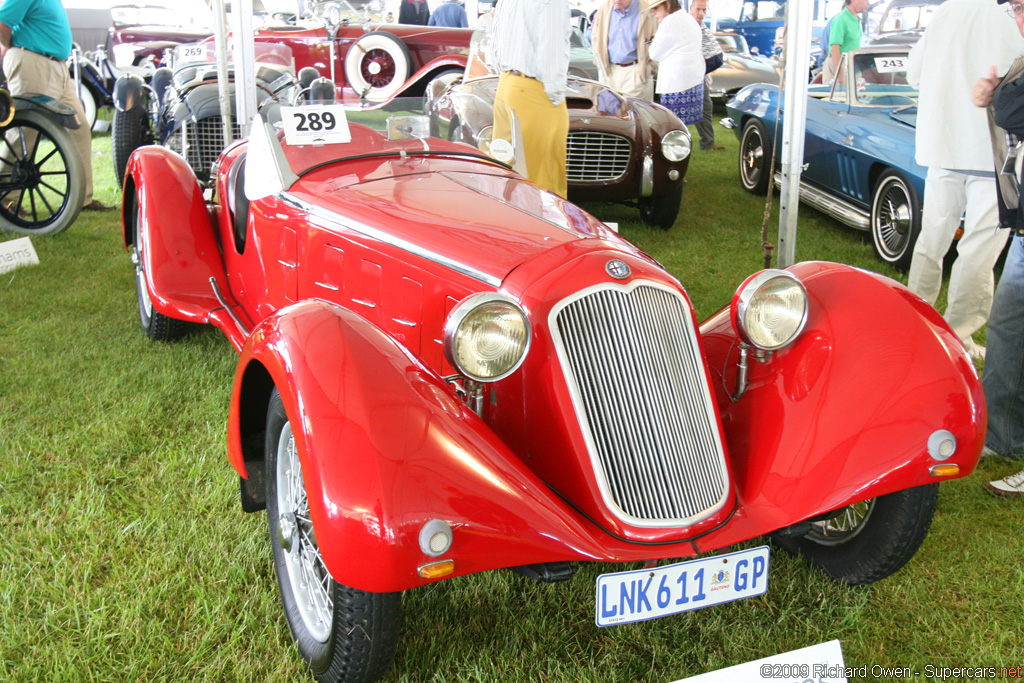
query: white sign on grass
671 640 847 683
0 237 40 275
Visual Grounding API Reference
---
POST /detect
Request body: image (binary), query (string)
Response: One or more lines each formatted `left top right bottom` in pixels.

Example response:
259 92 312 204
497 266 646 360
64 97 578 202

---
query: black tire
871 169 921 272
638 185 683 230
0 109 85 235
130 191 186 341
772 484 938 586
344 31 413 103
112 105 148 189
265 389 402 683
738 118 772 195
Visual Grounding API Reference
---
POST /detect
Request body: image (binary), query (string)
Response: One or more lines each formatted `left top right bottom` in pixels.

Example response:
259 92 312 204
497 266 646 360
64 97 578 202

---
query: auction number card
280 105 351 145
874 56 907 73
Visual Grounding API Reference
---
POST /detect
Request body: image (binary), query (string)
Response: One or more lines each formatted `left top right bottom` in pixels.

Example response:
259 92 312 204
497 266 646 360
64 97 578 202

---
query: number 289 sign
280 105 351 145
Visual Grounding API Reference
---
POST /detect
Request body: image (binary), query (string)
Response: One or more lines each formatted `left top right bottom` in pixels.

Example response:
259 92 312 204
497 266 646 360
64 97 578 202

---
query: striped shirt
491 0 571 105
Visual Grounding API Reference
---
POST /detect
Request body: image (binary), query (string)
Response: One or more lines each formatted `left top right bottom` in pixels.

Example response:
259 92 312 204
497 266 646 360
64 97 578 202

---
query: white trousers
602 63 654 101
907 167 1008 347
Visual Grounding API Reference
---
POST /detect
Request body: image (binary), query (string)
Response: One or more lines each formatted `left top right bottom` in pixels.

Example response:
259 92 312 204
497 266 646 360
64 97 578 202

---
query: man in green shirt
823 0 869 84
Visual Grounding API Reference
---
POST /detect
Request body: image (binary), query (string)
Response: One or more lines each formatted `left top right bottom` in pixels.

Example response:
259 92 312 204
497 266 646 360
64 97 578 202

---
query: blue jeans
983 234 1024 456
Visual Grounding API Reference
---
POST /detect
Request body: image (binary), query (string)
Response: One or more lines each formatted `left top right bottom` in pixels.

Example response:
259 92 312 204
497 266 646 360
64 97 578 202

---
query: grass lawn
0 120 1021 682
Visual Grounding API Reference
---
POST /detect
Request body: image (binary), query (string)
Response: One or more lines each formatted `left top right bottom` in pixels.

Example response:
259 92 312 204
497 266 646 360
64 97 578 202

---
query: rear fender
123 146 225 323
113 72 146 112
12 94 79 128
228 300 610 593
698 261 986 536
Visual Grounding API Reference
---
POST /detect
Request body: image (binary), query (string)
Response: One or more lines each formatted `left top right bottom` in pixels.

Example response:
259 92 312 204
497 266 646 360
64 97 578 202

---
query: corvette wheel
739 118 771 195
112 105 149 189
772 484 938 586
130 192 186 341
0 109 85 235
265 389 402 683
638 185 683 230
871 169 921 272
344 32 413 103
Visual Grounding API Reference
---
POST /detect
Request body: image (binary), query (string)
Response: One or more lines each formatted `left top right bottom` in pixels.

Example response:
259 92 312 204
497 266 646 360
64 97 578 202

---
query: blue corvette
724 47 924 270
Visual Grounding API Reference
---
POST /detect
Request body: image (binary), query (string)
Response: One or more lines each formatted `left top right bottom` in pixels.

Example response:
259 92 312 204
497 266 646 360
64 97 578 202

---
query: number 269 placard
281 105 351 145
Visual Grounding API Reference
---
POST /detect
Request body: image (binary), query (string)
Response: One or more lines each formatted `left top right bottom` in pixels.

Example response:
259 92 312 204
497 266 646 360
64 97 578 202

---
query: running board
774 172 870 231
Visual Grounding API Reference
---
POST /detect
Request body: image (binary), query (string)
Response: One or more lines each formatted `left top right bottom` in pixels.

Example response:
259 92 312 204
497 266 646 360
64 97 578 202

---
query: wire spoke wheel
805 498 876 546
0 110 84 234
276 420 334 643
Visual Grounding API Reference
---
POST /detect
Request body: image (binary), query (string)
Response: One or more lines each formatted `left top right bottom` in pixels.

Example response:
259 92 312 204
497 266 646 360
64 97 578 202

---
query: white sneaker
986 468 1024 498
962 339 986 362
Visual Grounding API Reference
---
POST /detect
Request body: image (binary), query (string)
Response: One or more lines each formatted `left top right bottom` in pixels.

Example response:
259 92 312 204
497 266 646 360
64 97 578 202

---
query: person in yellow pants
489 0 570 198
493 72 569 198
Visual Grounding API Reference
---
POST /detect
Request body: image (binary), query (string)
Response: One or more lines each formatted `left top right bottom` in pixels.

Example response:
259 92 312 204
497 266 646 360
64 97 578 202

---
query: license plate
595 545 769 627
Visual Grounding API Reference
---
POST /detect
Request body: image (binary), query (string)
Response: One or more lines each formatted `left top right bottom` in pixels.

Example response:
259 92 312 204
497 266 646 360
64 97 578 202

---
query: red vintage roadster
122 100 986 683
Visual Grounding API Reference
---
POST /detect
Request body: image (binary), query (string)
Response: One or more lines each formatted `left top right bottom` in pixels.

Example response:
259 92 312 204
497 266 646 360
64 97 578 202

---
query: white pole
776 0 813 268
229 0 258 139
212 0 232 148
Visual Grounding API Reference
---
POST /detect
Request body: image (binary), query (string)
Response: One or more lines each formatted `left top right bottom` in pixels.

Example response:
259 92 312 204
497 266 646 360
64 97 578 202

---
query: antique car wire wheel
275 419 333 643
772 484 938 586
870 169 921 271
344 31 413 103
264 389 403 682
739 118 771 195
130 192 186 340
0 109 85 236
804 498 876 546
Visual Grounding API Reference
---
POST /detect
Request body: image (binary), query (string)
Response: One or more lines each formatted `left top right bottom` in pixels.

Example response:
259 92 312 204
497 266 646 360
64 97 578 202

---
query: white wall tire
344 32 413 103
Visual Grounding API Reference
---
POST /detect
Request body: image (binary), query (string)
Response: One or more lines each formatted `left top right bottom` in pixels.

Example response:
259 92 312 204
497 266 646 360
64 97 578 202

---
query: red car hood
287 163 630 283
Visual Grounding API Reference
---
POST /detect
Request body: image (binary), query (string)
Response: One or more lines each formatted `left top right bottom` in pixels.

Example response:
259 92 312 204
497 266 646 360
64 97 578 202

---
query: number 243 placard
281 105 351 145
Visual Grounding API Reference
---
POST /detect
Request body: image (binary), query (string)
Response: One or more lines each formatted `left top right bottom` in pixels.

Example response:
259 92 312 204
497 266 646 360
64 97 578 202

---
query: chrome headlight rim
732 269 809 351
443 292 532 383
661 129 692 162
475 125 494 155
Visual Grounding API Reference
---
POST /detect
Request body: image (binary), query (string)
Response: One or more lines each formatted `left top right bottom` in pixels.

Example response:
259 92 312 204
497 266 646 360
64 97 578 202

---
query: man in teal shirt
823 0 869 84
0 0 109 210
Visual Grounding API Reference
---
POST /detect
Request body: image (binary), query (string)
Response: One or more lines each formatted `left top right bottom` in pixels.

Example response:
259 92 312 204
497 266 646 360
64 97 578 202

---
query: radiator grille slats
181 117 241 183
566 132 631 182
554 284 729 525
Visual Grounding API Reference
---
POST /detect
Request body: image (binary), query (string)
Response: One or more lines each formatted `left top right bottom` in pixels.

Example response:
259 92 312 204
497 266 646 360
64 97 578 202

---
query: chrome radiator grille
181 117 241 183
553 283 729 526
566 132 631 182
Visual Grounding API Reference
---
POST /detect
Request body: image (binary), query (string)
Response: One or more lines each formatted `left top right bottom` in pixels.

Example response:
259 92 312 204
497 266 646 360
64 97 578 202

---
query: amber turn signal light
417 560 455 579
929 464 960 477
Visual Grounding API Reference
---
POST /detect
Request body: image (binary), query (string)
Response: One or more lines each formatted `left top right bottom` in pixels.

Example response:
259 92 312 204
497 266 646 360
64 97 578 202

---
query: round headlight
661 129 691 162
444 293 531 382
732 270 808 351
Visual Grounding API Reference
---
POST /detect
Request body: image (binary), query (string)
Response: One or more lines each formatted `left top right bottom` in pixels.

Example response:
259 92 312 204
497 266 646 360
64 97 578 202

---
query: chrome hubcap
742 131 763 184
876 181 912 256
276 421 333 643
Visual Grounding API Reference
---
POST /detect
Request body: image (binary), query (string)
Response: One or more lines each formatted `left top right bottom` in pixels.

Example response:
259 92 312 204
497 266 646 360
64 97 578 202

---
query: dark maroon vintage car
108 2 473 102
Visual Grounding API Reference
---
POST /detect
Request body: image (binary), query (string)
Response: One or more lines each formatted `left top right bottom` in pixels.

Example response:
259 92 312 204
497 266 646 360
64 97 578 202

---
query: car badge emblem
606 259 631 279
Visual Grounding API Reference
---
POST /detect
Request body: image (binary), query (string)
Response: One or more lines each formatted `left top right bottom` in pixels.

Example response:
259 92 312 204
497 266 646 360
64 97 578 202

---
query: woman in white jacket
648 0 706 125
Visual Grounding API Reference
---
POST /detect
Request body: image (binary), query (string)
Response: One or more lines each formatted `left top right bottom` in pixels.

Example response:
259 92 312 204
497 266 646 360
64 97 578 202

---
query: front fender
123 146 225 323
113 72 146 112
699 261 986 535
228 301 612 593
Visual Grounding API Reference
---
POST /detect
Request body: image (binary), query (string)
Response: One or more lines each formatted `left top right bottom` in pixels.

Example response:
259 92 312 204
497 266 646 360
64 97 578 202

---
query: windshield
741 1 787 21
833 52 917 106
716 33 749 53
878 2 939 33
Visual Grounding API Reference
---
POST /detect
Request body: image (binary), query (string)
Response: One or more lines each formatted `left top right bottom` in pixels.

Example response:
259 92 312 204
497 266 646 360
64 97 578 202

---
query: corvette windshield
851 53 917 107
